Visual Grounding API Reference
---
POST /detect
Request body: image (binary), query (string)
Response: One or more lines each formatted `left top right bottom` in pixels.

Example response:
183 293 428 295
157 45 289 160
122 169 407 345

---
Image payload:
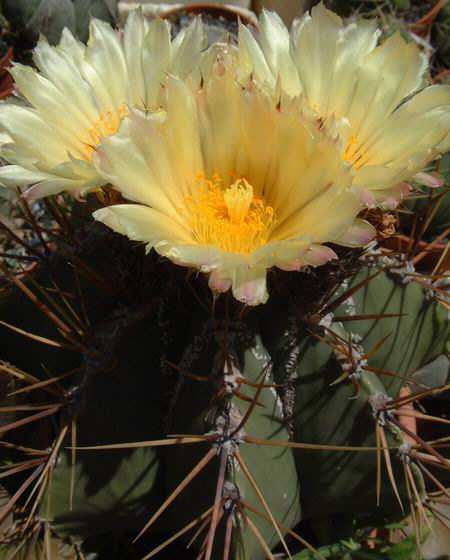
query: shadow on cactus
0 2 449 560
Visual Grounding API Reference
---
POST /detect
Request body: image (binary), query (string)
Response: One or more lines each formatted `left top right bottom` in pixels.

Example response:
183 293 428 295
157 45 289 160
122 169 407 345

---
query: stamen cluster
188 176 275 255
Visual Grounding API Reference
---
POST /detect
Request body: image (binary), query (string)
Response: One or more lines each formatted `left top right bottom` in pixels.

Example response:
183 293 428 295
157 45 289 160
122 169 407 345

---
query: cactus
0 3 449 560
0 201 448 558
1 0 115 44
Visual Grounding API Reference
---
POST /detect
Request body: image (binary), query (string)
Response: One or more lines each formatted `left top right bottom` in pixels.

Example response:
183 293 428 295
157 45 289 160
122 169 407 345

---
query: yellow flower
93 51 374 305
238 3 450 208
0 12 205 199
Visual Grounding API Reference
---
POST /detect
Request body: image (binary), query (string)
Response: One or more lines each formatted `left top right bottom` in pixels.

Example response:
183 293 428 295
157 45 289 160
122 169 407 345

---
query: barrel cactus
0 2 449 559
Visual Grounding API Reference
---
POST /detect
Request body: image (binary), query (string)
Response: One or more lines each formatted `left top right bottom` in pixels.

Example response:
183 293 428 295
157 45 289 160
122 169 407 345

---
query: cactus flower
238 3 450 207
0 12 205 199
93 51 373 305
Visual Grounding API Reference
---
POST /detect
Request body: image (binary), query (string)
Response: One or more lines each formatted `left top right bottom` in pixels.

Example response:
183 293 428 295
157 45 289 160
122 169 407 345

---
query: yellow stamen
343 134 370 170
188 176 274 255
81 103 129 160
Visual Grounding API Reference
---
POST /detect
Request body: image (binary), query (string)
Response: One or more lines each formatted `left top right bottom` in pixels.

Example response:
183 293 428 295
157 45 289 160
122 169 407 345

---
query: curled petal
303 244 338 266
231 266 269 306
93 204 193 246
0 165 61 189
158 244 223 272
208 269 232 294
352 187 377 208
336 219 376 248
413 172 444 189
378 182 411 209
257 10 301 97
238 21 274 88
276 260 303 272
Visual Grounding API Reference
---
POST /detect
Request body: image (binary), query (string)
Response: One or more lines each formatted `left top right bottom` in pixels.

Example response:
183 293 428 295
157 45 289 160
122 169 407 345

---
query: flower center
81 103 129 160
188 175 275 255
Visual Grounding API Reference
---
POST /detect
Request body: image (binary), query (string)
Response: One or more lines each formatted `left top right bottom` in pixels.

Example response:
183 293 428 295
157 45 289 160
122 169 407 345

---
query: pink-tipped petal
303 245 338 266
413 172 443 189
379 182 411 209
232 267 268 306
398 182 412 197
337 219 376 247
381 196 399 210
208 269 232 294
277 259 304 272
357 188 377 208
22 181 65 200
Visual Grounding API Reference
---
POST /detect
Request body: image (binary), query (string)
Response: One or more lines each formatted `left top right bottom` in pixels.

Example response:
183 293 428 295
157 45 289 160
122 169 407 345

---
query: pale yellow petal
123 9 148 109
231 265 268 306
231 84 277 195
314 19 380 116
93 204 193 247
170 17 206 80
198 50 242 185
292 3 344 111
83 19 128 112
141 18 172 108
0 105 76 168
0 165 63 188
163 76 204 200
276 187 362 243
0 161 99 199
269 112 353 224
352 165 405 190
157 243 224 271
33 35 98 124
58 27 86 64
345 32 427 145
258 10 301 97
335 218 375 247
94 103 201 227
94 115 183 219
24 177 97 199
251 238 311 270
10 64 93 143
238 22 275 88
361 85 450 170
